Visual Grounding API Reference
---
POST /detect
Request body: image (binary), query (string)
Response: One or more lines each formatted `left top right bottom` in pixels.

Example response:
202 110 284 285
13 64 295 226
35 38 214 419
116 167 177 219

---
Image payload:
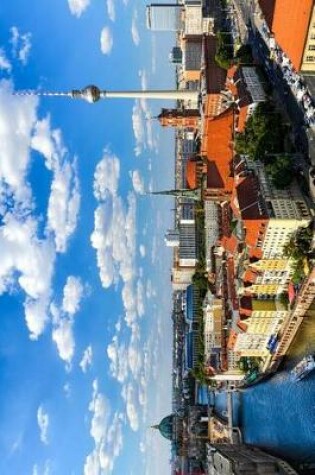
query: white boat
291 355 315 382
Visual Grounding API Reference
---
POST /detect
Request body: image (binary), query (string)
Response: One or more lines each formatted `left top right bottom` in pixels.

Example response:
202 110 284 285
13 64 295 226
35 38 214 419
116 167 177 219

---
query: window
309 44 315 51
306 55 315 62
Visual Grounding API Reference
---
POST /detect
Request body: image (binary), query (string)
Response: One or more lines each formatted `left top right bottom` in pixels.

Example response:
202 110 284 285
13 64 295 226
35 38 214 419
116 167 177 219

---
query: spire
150 188 201 202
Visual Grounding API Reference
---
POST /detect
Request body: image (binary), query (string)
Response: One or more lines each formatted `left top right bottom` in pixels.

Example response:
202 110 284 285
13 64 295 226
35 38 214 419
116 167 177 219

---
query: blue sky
0 1 176 473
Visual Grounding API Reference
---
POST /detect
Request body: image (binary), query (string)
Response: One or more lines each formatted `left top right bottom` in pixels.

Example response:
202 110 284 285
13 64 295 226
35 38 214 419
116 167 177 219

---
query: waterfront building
207 443 298 474
146 3 183 31
259 0 315 72
203 292 223 367
241 299 288 335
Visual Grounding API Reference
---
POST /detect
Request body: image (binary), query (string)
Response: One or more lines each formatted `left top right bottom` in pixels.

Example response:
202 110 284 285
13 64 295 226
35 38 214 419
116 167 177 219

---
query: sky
0 1 177 474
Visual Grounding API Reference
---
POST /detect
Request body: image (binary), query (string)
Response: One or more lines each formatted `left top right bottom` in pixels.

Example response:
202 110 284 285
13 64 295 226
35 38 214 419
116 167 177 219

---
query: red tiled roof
186 159 198 189
243 269 258 284
270 0 313 71
202 108 234 192
222 235 239 255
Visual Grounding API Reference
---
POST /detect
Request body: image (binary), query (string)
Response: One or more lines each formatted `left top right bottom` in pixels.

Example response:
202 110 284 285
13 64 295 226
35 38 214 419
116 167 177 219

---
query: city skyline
0 1 177 474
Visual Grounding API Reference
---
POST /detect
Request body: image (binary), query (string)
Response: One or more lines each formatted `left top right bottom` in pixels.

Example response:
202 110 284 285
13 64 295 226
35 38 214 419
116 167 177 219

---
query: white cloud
80 345 93 373
139 244 146 258
68 0 90 17
121 383 139 432
131 170 144 194
107 0 115 22
52 276 84 365
100 27 113 55
107 335 128 384
0 48 11 72
91 153 137 298
10 27 32 65
0 79 38 200
32 117 81 253
131 11 140 46
62 276 84 315
37 406 49 445
84 380 123 474
52 317 75 367
93 153 120 199
131 70 157 156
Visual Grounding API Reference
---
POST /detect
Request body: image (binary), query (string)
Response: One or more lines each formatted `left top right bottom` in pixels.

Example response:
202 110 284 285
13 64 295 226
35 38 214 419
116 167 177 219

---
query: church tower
158 108 200 129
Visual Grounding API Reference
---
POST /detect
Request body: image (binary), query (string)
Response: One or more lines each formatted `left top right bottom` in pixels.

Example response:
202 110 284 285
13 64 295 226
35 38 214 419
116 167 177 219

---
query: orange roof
186 159 198 189
243 269 258 284
222 235 239 255
202 108 234 192
270 0 313 71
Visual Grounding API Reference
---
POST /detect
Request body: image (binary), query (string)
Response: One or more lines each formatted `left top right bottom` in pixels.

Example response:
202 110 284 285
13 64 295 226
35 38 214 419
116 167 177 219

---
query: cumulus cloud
91 153 137 299
0 79 38 200
121 383 139 432
0 48 11 72
10 27 32 65
0 79 80 344
107 0 115 21
52 276 84 365
84 380 123 474
68 0 90 17
37 406 49 445
80 345 93 373
62 276 84 315
131 70 157 156
131 11 140 46
139 244 146 258
131 170 144 194
100 27 113 55
32 117 81 253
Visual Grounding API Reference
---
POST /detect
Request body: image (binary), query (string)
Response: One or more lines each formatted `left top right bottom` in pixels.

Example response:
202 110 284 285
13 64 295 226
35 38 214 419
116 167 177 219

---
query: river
214 308 315 470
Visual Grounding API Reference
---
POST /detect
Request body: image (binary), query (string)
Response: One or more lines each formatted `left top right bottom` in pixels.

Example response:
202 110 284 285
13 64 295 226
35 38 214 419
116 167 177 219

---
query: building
182 36 203 82
183 0 214 37
203 292 223 367
234 161 312 262
158 108 200 129
146 3 183 31
207 443 298 474
259 0 315 72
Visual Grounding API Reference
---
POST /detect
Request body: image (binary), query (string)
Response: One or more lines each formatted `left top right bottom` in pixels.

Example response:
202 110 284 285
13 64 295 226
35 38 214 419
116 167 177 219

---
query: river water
214 309 315 469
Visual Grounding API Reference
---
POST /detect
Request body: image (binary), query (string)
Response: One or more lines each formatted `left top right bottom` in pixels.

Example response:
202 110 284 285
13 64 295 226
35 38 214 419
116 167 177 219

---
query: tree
265 155 293 189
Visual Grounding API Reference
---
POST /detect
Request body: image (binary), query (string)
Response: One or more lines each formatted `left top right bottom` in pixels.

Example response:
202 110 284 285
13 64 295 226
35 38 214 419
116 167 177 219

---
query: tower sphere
81 85 101 103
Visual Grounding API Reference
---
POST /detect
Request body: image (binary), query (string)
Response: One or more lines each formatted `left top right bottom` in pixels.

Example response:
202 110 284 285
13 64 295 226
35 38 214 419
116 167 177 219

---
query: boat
291 355 315 382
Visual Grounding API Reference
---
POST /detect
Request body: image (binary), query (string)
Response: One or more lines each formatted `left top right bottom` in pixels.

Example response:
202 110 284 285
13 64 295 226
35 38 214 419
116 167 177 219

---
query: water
214 310 315 467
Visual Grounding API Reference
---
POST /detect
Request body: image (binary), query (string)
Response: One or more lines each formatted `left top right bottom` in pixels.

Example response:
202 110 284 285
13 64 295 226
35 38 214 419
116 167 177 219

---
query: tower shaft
102 90 198 101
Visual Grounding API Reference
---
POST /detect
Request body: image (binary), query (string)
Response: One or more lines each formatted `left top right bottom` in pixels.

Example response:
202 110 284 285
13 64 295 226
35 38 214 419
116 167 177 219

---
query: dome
153 414 174 440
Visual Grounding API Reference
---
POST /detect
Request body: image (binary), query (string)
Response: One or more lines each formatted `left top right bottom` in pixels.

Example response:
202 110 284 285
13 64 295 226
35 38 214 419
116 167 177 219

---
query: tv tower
14 84 199 103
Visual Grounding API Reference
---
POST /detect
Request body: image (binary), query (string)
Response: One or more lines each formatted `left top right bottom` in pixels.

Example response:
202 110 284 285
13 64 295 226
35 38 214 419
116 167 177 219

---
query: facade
146 3 183 31
207 443 298 474
259 0 315 72
203 292 223 363
204 201 220 270
158 108 200 129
